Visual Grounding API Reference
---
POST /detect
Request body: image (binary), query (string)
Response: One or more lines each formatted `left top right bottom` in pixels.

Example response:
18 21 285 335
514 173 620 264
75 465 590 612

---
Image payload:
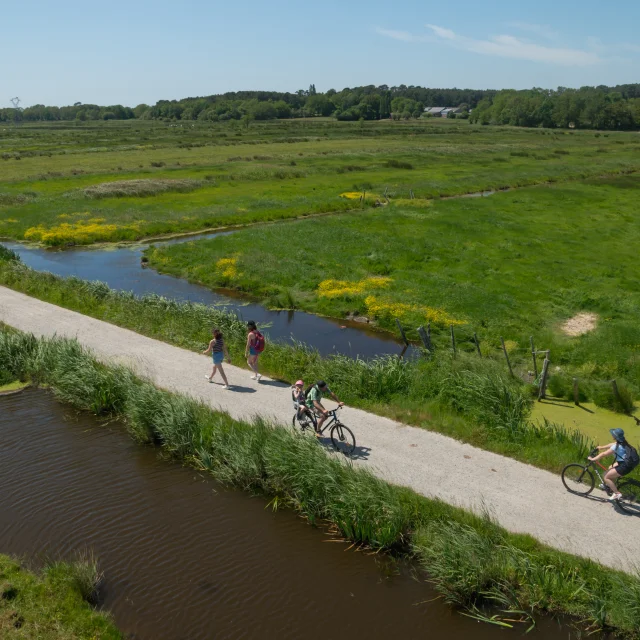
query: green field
1 119 640 245
147 174 640 389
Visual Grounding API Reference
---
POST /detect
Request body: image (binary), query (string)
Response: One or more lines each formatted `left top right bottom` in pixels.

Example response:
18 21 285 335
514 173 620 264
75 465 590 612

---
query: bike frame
299 406 340 435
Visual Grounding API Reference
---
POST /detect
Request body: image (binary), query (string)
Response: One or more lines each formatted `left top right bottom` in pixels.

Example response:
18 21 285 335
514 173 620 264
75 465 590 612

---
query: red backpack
253 330 265 353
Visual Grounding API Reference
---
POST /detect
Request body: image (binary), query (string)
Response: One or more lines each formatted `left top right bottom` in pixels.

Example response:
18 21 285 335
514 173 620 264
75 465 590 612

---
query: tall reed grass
2 329 640 637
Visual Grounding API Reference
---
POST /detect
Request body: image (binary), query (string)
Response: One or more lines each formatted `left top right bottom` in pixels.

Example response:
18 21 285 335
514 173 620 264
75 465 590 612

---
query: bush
385 159 413 170
588 379 635 415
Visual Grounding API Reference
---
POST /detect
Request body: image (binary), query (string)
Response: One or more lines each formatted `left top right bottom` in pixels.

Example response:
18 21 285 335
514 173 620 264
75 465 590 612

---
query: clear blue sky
3 0 639 107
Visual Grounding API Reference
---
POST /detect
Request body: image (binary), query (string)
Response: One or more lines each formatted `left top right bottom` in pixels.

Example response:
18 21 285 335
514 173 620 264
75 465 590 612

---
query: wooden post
426 322 432 351
473 332 482 357
417 326 431 352
395 318 409 346
501 337 514 377
573 377 580 406
612 379 621 407
538 356 550 400
530 336 538 379
362 191 366 208
450 324 456 356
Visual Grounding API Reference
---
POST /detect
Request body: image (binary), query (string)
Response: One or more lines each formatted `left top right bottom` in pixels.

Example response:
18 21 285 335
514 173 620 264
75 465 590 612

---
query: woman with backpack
245 320 265 381
588 428 640 501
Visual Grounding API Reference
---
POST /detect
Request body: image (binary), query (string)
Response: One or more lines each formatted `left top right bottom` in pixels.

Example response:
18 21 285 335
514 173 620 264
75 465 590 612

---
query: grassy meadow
1 119 640 245
148 174 640 392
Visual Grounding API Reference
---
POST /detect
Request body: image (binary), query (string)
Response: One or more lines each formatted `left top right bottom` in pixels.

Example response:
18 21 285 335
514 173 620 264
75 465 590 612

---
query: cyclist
588 428 640 501
307 380 344 434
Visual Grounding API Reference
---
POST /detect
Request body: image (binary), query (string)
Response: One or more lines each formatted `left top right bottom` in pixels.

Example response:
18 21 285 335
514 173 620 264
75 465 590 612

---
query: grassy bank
2 119 640 245
0 249 598 474
2 329 640 637
0 552 120 639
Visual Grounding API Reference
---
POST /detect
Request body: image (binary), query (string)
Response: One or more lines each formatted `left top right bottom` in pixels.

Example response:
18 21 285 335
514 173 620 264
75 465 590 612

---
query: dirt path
1 286 639 572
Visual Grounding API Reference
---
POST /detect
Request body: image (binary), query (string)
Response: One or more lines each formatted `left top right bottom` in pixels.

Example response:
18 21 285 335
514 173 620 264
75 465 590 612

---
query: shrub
588 379 635 415
385 159 413 170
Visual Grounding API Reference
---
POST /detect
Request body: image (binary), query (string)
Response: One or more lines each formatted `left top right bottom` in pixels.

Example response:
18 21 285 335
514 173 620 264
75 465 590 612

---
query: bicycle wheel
330 423 356 456
561 464 595 495
616 480 640 513
292 411 316 433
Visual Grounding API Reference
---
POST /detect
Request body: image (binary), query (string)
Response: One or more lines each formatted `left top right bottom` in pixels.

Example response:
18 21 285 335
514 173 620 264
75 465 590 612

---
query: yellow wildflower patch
87 217 106 224
365 295 463 327
216 255 239 279
317 277 391 298
0 218 18 224
24 221 140 246
57 213 71 219
339 191 380 201
503 339 519 354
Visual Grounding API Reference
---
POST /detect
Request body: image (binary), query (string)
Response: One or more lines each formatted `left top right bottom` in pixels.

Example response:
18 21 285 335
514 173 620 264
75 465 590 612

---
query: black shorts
614 462 636 477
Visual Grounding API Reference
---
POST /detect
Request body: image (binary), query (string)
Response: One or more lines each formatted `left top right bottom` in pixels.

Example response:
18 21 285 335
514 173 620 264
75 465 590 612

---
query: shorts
614 462 636 477
212 351 224 365
249 347 259 357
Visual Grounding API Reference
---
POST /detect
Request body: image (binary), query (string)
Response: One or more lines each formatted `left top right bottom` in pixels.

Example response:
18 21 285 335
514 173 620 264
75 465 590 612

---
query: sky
2 0 640 107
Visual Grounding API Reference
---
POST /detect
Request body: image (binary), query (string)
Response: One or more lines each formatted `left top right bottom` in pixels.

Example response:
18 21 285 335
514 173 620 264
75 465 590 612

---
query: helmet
610 428 625 442
295 380 304 386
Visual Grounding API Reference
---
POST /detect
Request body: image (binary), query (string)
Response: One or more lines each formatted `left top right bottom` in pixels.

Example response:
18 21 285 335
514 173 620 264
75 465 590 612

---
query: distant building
424 106 463 117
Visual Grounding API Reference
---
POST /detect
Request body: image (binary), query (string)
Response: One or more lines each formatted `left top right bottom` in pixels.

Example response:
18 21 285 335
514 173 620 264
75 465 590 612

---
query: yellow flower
364 295 463 327
24 220 140 246
216 255 239 279
317 276 391 298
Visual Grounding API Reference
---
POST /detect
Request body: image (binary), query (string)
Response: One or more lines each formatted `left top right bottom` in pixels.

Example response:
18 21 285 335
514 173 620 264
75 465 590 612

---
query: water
0 389 572 640
2 233 419 360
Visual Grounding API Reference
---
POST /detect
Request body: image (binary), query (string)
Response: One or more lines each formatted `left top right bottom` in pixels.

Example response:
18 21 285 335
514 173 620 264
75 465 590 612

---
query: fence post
530 336 538 379
538 355 550 400
395 318 409 346
473 332 482 357
500 337 514 377
362 190 366 208
427 322 432 351
612 379 621 408
450 324 456 356
573 377 580 406
417 326 431 352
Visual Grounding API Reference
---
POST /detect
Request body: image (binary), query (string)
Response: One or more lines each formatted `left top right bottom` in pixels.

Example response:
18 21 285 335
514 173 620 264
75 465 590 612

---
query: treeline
0 85 492 124
4 83 640 129
470 85 640 130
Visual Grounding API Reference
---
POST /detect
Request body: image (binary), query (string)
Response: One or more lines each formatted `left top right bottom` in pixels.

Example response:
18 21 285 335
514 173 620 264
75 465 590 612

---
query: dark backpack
618 442 640 468
253 331 265 353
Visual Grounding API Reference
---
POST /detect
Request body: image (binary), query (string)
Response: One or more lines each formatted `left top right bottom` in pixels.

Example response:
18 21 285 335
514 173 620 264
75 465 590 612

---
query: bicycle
561 448 640 513
292 405 356 456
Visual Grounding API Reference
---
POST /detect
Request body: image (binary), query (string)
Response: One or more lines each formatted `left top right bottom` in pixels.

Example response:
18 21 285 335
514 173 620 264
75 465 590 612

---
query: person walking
245 320 265 381
203 328 231 389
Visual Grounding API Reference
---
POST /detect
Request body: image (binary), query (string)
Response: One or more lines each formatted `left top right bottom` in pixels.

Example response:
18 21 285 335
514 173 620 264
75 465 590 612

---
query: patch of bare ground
83 178 203 199
562 312 598 336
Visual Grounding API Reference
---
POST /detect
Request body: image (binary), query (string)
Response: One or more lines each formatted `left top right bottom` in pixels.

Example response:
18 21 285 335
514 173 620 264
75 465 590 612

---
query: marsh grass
82 178 203 198
0 552 119 639
3 329 640 637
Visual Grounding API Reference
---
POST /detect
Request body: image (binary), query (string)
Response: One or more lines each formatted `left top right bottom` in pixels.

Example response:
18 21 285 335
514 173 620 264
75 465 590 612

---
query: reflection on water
0 389 570 640
3 232 419 360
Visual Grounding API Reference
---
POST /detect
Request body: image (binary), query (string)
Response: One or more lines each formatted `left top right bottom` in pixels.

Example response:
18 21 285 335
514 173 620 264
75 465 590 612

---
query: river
2 233 420 360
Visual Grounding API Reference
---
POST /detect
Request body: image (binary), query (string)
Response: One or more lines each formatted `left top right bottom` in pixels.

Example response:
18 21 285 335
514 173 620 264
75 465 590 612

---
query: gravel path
2 286 639 572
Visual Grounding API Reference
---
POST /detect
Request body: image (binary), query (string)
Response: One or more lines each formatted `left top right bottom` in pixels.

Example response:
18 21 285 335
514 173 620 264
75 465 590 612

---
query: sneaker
250 375 258 380
609 492 623 501
222 385 230 390
205 375 213 382
256 374 262 381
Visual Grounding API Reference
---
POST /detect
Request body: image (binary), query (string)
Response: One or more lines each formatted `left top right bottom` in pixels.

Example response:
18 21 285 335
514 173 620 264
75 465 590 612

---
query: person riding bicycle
307 380 344 434
588 428 640 501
